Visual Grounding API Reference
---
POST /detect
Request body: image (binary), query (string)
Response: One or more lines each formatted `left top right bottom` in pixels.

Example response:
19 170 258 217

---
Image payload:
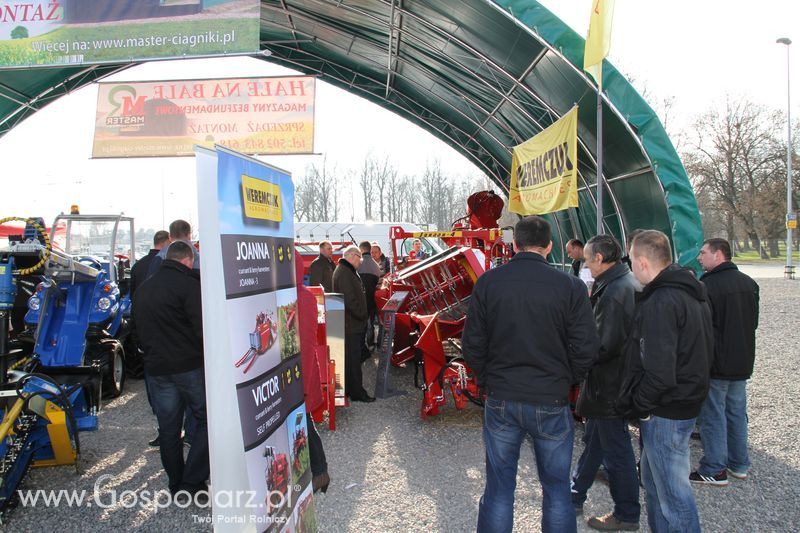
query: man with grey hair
572 234 640 531
332 245 374 402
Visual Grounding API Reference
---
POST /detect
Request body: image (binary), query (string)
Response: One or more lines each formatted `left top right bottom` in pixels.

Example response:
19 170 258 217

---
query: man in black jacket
690 238 759 486
619 230 712 533
463 216 598 533
332 245 374 402
130 230 168 298
572 235 640 531
309 240 335 292
134 241 209 497
129 229 169 445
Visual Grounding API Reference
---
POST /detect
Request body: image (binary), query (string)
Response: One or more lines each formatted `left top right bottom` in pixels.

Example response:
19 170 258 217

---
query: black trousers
345 329 366 398
307 413 327 476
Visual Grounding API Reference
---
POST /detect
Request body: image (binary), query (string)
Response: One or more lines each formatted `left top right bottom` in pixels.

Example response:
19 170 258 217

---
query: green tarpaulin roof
0 0 702 267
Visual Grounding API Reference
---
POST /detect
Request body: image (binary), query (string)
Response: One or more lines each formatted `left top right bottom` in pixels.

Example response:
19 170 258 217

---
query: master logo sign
241 175 282 222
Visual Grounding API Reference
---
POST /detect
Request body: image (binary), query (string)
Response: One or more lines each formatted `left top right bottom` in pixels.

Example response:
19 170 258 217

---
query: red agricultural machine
376 191 512 417
264 445 289 513
235 312 276 374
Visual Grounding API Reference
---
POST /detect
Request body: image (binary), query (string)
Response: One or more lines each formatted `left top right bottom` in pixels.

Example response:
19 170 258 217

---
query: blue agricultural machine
0 214 135 519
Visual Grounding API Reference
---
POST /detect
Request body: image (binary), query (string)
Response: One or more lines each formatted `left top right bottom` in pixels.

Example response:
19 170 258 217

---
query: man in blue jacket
691 238 759 485
463 215 598 533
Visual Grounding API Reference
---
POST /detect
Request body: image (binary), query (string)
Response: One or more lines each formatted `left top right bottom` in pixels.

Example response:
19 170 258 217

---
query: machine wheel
89 341 126 399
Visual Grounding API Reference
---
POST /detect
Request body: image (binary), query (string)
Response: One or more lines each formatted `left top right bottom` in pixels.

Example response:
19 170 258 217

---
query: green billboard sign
0 0 260 67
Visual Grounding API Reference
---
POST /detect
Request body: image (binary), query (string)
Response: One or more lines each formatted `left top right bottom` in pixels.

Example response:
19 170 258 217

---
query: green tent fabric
0 0 702 268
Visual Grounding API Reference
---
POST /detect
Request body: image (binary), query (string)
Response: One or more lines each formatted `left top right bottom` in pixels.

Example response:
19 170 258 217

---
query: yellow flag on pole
584 0 616 89
509 106 579 216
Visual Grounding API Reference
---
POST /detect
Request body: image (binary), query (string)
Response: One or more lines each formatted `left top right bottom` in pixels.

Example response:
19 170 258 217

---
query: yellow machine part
33 401 77 467
0 398 25 442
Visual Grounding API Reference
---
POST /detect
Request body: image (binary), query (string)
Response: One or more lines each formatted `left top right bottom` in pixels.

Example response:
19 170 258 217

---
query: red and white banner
92 76 315 158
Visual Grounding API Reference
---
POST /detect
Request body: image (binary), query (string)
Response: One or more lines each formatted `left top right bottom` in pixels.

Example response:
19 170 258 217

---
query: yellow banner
92 76 315 158
584 0 616 88
509 106 579 216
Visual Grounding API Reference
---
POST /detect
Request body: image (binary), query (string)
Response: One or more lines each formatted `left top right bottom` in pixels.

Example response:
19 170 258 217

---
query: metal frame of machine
376 191 512 417
0 214 135 520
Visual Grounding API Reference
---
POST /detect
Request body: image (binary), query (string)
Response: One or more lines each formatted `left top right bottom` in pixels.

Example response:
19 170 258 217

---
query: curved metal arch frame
0 0 699 265
0 64 132 135
260 0 637 253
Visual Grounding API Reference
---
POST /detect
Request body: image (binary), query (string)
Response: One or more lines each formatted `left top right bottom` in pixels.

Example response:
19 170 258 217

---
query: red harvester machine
235 312 277 374
292 413 307 472
375 191 511 417
264 445 289 513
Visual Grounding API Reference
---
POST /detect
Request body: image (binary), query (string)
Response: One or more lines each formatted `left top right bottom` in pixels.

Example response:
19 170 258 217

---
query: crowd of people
462 216 759 533
128 213 758 531
130 219 332 503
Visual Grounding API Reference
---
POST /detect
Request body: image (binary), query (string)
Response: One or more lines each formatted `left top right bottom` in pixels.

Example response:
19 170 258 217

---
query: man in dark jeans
572 235 640 531
134 241 208 498
618 230 713 533
463 216 598 533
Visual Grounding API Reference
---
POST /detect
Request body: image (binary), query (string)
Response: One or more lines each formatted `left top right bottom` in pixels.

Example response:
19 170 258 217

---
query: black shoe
313 472 330 494
689 470 729 486
148 435 160 447
351 394 375 403
587 512 639 531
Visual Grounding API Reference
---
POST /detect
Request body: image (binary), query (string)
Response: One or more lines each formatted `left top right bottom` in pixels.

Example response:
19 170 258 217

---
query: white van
294 221 443 260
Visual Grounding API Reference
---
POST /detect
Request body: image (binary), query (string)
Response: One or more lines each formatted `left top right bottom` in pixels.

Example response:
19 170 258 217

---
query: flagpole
596 83 604 235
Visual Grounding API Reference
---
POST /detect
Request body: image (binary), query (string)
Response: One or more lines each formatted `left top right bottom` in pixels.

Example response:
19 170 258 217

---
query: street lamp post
777 37 794 279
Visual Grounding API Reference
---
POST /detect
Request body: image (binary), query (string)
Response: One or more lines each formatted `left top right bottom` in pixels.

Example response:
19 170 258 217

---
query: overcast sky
0 0 796 234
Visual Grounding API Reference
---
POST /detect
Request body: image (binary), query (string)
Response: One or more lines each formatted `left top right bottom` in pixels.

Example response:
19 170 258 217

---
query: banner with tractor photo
93 76 315 158
0 0 259 68
196 145 316 532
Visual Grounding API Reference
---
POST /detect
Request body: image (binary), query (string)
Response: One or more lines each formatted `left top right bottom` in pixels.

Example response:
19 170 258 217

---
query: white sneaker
726 468 748 480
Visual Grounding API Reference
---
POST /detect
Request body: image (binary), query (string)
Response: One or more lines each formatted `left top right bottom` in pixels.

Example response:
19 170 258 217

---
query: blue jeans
640 416 700 533
148 368 209 493
698 379 750 475
477 398 575 533
571 418 640 522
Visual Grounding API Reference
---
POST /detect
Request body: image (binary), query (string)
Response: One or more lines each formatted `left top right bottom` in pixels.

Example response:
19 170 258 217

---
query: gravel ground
4 277 798 532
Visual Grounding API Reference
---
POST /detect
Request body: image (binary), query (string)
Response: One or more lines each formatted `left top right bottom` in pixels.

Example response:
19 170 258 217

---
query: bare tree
683 98 786 258
295 157 340 221
358 156 376 220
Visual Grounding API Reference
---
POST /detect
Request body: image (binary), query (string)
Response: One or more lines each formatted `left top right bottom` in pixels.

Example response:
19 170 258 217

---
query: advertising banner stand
196 145 316 532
